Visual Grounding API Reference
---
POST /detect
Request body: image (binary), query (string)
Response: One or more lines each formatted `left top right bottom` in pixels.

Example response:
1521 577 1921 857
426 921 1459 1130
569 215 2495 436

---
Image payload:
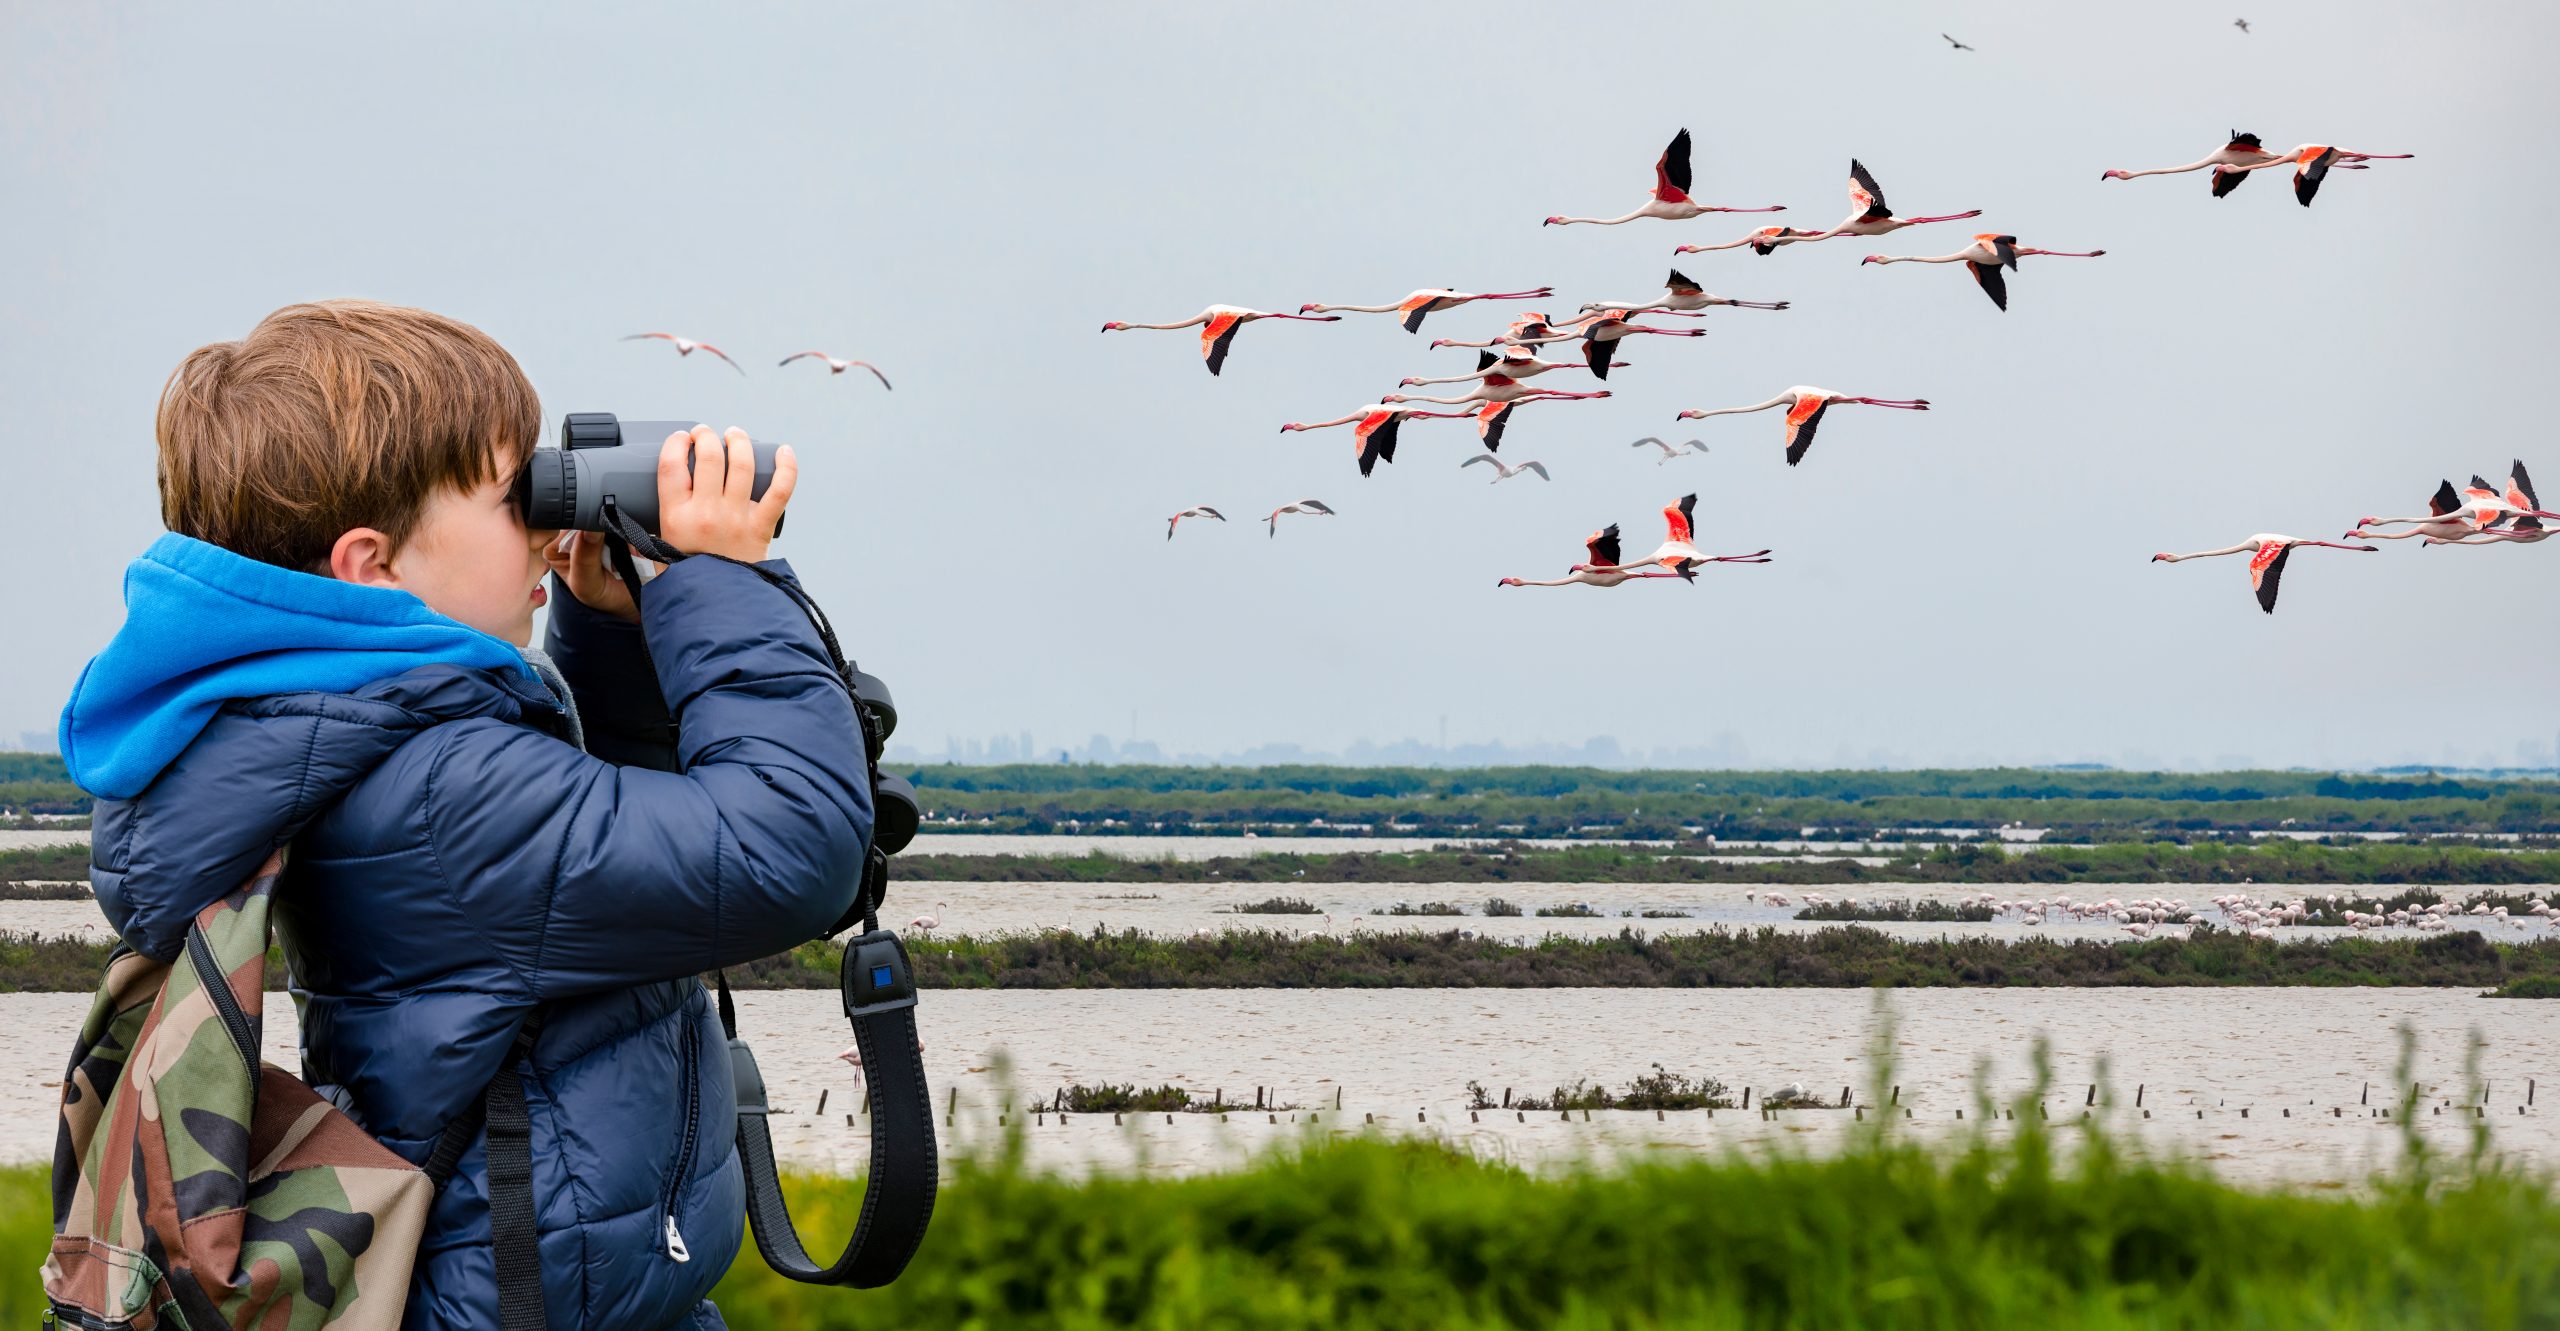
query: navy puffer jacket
74 546 870 1331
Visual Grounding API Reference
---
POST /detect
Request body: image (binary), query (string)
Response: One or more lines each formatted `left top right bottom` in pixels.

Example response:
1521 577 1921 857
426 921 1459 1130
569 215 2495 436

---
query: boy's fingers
692 425 725 494
755 444 798 526
659 430 691 499
723 427 753 500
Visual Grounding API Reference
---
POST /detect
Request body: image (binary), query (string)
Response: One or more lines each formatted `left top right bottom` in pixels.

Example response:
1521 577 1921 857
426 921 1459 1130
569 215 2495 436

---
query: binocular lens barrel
518 412 783 535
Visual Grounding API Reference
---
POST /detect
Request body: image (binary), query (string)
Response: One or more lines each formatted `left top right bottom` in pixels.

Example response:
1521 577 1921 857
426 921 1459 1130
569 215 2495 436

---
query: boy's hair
156 300 542 572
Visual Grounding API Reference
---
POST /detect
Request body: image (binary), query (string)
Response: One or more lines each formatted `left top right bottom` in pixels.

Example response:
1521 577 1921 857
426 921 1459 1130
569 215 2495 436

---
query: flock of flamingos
1086 124 2553 612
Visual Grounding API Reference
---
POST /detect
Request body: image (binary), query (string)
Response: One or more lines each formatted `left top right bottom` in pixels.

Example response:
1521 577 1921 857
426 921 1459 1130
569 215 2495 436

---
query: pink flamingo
2102 131 2284 197
1100 305 1341 375
1581 269 1790 317
1801 160 1982 240
1498 525 1689 588
1402 347 1621 387
1676 387 1930 467
1586 494 1773 581
1674 225 1829 256
1470 393 1609 452
1543 129 1785 226
2347 480 2479 545
2213 144 2413 207
1579 312 1706 379
1166 506 1226 541
1299 287 1554 335
1428 311 1607 350
1861 234 2106 311
777 351 892 389
620 332 744 374
2150 535 2379 613
1281 404 1478 475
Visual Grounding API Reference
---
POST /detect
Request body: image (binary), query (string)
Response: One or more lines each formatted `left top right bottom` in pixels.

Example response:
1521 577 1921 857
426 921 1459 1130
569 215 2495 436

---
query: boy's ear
327 527 403 588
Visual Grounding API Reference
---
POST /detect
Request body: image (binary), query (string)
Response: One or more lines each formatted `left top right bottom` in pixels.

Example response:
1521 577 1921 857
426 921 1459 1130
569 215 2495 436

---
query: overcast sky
4 2 2556 770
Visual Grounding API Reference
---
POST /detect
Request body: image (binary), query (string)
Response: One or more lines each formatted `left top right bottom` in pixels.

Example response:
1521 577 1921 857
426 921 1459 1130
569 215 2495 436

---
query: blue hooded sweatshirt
63 533 872 1331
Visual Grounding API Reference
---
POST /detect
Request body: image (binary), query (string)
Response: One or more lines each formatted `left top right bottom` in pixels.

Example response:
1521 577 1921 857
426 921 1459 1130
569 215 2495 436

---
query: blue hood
60 532 533 798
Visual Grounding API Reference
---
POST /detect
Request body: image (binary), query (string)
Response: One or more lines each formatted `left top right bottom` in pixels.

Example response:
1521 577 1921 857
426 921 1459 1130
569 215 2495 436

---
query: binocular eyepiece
520 413 915 856
513 412 786 538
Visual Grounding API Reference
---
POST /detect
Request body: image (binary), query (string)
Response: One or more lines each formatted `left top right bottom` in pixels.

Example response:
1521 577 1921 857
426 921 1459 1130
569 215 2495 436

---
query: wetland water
1 988 2548 1186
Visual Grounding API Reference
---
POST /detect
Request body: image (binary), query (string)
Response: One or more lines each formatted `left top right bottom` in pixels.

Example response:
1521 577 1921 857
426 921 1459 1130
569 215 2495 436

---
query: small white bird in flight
1462 455 1550 483
1166 506 1225 540
621 332 745 374
778 351 892 389
1266 499 1336 537
1630 437 1710 465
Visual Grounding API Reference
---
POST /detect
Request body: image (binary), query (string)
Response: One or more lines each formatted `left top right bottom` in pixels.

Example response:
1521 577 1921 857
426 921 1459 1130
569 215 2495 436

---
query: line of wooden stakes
794 1079 2537 1129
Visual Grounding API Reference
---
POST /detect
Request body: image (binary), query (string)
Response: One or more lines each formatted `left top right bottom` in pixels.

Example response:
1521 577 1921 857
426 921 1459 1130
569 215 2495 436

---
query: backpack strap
425 1011 549 1331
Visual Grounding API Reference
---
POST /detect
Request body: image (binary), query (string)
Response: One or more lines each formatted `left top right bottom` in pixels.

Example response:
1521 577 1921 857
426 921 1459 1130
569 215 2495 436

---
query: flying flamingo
2347 480 2477 544
2453 467 2560 528
1472 393 1610 452
1629 437 1710 465
1385 377 1611 407
1673 225 1830 257
2150 535 2378 613
1497 525 1688 588
1543 128 1785 226
1587 493 1772 581
1800 160 1983 240
1099 305 1342 375
1582 269 1790 317
1861 235 2106 311
1402 347 1621 387
1462 455 1551 483
2213 144 2413 206
2439 463 2558 544
1429 311 1608 350
1166 506 1226 540
1676 387 1931 467
621 332 744 374
777 351 893 389
2101 131 2282 197
1280 404 1477 475
1264 499 1337 537
1299 288 1554 335
1580 312 1707 379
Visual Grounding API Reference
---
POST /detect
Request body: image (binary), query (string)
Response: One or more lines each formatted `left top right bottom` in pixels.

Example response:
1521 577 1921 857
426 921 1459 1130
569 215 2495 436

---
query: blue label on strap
871 964 895 989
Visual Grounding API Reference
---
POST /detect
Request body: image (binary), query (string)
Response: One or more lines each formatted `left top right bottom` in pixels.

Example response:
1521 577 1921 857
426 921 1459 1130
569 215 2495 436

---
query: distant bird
1943 32 1974 50
1299 288 1554 334
908 913 940 934
1099 305 1341 375
2102 131 2282 196
777 351 892 389
2234 17 2251 33
1497 525 1683 588
1583 270 1790 317
2348 480 2477 544
1674 225 1829 256
1462 455 1551 483
1588 493 1771 581
621 332 744 374
1630 437 1710 464
1677 387 1930 467
2150 535 2379 613
1166 506 1226 541
1265 499 1337 537
1402 347 1620 387
2213 144 2414 207
1280 404 1477 475
1473 393 1609 452
1861 235 2107 311
1429 311 1607 350
1386 374 1610 407
1802 161 1983 240
1579 312 1707 379
1543 128 1786 226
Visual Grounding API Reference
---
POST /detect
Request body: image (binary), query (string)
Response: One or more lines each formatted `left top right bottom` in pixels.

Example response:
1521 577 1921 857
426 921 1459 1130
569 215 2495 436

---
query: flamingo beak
1297 303 1319 314
2149 553 2171 562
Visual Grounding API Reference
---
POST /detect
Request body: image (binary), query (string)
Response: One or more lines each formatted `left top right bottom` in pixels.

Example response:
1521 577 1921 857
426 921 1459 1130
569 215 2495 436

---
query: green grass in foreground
7 1116 2552 1328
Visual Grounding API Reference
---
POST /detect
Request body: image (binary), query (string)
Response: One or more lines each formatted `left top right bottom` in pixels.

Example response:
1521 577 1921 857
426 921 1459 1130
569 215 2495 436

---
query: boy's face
344 470 558 646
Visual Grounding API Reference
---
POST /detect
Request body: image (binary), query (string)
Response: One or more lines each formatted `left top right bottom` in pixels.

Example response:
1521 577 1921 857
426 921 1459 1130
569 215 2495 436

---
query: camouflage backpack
45 851 430 1330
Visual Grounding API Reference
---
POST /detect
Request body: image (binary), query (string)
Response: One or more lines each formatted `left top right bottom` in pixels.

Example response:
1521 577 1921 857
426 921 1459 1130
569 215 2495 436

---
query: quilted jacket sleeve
426 556 871 998
542 571 679 772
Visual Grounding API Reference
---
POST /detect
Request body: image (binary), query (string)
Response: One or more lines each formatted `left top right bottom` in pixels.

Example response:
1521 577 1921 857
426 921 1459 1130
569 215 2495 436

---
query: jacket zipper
660 1000 703 1262
186 929 258 1077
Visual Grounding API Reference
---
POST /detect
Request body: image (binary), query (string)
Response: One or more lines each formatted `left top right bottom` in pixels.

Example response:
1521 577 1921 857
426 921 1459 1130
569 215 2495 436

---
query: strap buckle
840 930 916 1020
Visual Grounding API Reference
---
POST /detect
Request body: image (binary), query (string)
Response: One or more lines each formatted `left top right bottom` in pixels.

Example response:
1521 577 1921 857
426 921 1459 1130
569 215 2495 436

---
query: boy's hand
661 425 797 565
545 531 658 623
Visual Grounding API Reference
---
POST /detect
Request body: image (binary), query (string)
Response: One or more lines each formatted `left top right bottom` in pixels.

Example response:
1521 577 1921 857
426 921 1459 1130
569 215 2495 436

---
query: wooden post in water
1335 1086 1343 1111
2361 1082 2369 1106
2085 1084 2097 1107
1742 1087 1753 1110
1891 1085 1900 1106
1839 1086 1851 1108
1214 1088 1222 1110
2134 1084 2143 1109
816 1089 829 1117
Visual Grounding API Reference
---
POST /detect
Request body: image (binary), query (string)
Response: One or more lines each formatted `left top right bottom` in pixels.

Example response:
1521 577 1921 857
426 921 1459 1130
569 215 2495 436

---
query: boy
57 299 870 1330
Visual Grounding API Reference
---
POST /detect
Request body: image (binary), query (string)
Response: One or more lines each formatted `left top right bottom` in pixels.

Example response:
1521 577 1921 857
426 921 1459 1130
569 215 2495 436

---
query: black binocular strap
425 1012 550 1331
718 968 938 1287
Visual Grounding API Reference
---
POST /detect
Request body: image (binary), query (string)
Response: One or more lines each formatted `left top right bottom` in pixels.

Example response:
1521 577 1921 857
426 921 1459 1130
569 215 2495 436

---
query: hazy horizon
6 3 2556 773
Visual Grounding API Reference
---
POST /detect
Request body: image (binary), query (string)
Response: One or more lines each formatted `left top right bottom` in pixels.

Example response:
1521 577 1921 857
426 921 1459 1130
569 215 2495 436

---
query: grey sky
4 2 2555 771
